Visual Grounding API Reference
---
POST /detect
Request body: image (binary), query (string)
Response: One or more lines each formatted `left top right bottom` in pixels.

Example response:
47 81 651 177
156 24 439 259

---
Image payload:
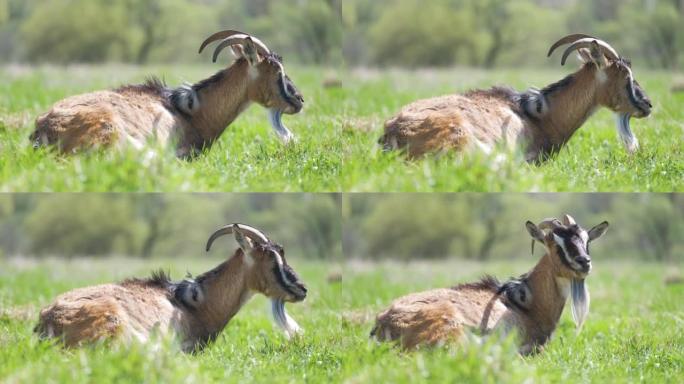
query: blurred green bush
0 194 342 259
0 0 342 65
344 0 684 69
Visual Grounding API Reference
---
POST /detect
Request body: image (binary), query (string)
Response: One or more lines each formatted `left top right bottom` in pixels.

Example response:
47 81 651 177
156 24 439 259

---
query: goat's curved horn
547 33 596 57
537 218 563 232
562 214 577 226
206 223 269 252
198 30 244 54
560 38 619 65
210 35 271 63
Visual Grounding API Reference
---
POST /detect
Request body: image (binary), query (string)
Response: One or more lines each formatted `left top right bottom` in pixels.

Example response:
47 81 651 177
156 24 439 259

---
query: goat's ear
588 221 609 242
241 37 261 66
526 221 545 243
587 40 608 68
233 226 255 253
230 45 245 59
577 48 593 64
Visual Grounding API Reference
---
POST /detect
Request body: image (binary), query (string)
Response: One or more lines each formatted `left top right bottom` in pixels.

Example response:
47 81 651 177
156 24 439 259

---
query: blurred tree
136 195 169 258
345 0 683 69
272 0 342 64
368 0 475 67
346 194 684 262
20 0 132 63
0 0 7 25
361 195 476 259
613 195 683 262
125 0 215 64
23 195 141 257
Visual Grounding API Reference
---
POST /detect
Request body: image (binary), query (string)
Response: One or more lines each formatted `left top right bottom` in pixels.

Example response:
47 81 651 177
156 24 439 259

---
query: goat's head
526 215 608 328
205 223 306 338
206 223 307 303
549 34 652 153
199 31 304 143
526 215 609 279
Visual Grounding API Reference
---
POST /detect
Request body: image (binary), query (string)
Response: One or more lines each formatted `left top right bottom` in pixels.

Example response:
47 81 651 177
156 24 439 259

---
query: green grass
2 257 681 383
0 257 343 383
0 64 343 192
341 67 684 192
340 258 684 383
2 65 682 192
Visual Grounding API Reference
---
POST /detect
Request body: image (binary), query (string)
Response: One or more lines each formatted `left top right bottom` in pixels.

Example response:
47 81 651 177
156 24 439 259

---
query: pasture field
1 257 681 383
0 257 343 383
340 258 684 383
2 66 682 193
0 65 343 192
341 68 684 192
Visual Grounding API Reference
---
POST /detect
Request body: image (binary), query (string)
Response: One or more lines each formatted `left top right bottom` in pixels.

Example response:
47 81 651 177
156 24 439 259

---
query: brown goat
371 215 609 355
34 224 307 352
380 34 652 162
31 31 304 158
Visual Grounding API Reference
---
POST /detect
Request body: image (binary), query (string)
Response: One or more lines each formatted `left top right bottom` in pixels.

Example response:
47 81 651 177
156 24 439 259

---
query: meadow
0 64 344 192
1 257 681 383
341 68 683 192
2 65 682 192
0 257 343 383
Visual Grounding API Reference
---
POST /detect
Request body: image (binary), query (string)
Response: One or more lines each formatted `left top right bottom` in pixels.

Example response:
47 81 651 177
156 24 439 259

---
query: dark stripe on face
555 243 573 268
272 263 304 297
626 82 646 114
278 75 301 108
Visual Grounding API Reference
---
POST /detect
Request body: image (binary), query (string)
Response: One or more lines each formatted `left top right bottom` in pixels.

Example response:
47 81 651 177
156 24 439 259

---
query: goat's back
380 92 526 158
371 287 507 349
31 89 179 153
35 283 177 347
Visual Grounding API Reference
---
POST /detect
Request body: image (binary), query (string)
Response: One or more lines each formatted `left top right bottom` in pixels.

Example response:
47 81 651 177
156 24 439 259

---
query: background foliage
0 0 342 65
0 194 342 259
343 194 684 262
343 0 684 69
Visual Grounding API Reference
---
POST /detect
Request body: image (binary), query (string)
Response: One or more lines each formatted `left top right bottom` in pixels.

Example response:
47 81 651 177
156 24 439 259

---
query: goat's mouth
267 108 296 143
271 298 302 339
575 263 591 277
273 263 308 302
615 113 639 153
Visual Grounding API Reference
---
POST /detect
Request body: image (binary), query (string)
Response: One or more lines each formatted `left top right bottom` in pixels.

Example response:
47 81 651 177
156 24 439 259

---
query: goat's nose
576 256 591 266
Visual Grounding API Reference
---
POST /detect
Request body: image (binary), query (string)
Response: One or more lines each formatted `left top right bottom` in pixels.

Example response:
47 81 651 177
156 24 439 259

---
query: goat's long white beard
570 279 590 330
271 298 302 339
267 109 295 144
616 113 639 153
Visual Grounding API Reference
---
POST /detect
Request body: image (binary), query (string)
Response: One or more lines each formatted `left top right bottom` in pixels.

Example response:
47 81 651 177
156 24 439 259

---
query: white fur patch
243 252 254 267
271 298 302 339
570 279 590 328
555 277 571 300
596 70 608 84
579 230 589 245
248 66 259 80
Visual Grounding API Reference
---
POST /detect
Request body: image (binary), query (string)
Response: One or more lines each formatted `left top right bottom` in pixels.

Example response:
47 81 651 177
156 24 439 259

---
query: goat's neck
191 59 252 145
522 255 569 342
534 65 601 155
195 254 252 339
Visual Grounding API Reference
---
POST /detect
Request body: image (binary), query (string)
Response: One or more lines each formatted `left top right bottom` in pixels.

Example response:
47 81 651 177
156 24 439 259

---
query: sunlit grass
0 64 343 192
340 67 683 192
1 257 681 382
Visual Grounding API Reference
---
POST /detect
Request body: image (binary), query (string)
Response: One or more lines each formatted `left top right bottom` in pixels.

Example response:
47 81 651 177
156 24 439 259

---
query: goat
370 215 609 355
379 34 653 162
34 224 307 352
30 31 304 158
